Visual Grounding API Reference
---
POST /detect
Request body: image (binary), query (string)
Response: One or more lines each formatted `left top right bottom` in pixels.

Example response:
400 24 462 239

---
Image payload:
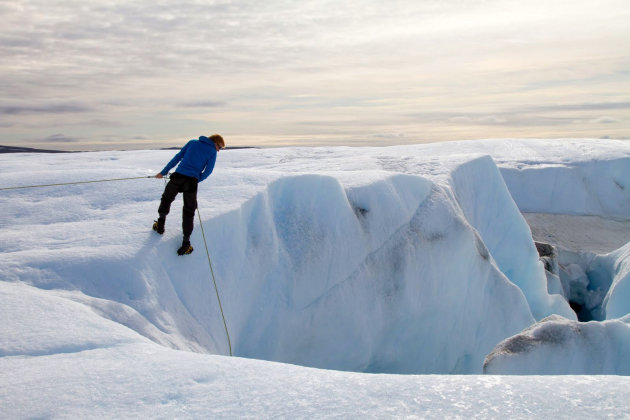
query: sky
0 0 629 151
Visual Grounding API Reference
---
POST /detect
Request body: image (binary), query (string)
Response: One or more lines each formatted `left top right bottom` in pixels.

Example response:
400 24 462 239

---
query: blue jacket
160 136 217 182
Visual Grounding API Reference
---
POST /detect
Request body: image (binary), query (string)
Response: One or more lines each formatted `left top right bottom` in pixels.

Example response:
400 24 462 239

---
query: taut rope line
0 175 153 191
197 206 233 356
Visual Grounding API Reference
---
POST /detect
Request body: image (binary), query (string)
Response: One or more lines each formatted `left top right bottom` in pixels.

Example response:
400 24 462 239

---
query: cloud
85 119 124 127
372 133 406 139
517 102 630 113
0 103 92 115
448 115 508 125
449 116 473 124
1 0 629 148
180 101 226 108
591 116 621 124
42 134 80 143
410 110 586 128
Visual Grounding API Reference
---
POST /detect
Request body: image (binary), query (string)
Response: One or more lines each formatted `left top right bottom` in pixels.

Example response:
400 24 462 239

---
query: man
153 134 225 255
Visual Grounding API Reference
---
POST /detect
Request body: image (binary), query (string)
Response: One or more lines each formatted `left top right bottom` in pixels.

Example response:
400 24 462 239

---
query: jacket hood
199 135 212 144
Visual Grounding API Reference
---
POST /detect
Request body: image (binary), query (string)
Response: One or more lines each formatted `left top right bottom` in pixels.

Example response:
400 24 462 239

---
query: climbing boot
177 240 193 256
152 217 165 235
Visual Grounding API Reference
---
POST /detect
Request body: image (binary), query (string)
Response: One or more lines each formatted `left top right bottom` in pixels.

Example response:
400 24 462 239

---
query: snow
497 145 630 218
450 156 574 320
484 314 630 375
1 138 630 417
602 242 630 320
523 213 630 254
217 170 536 374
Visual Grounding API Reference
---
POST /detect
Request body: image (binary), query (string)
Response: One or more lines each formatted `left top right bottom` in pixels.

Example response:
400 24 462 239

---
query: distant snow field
1 138 630 418
523 213 630 254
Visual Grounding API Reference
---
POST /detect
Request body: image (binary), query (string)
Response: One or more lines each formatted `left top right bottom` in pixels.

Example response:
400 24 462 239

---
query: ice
220 173 534 373
4 339 630 418
602 242 630 320
0 281 141 357
1 138 630 416
450 155 574 320
501 155 630 218
484 314 630 375
0 150 541 374
523 213 630 254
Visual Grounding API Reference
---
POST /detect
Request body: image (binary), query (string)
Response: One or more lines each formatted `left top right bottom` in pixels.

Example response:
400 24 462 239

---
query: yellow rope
0 176 153 191
197 207 233 356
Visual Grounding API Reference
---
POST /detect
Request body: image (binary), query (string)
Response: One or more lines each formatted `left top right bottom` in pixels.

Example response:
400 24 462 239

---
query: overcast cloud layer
0 0 629 149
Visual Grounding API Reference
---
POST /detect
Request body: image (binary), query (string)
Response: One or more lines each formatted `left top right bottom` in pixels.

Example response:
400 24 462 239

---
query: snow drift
484 314 630 375
501 157 630 218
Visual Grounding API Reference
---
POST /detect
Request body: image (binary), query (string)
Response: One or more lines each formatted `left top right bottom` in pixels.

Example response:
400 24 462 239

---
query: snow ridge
484 314 630 375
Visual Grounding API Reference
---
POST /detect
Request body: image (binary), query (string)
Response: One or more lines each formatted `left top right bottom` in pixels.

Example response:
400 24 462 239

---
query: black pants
158 173 198 238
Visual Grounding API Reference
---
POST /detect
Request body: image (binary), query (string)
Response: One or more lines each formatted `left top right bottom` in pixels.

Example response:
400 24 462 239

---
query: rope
197 206 233 357
0 175 154 191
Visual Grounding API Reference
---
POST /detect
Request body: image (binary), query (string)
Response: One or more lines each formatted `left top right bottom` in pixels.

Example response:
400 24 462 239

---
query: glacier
1 138 630 417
